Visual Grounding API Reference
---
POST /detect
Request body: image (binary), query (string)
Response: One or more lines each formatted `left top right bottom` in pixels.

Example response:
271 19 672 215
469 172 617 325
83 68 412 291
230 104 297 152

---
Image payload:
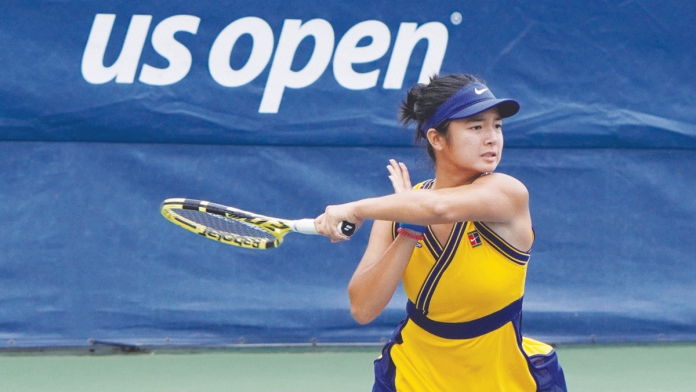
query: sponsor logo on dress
467 230 482 247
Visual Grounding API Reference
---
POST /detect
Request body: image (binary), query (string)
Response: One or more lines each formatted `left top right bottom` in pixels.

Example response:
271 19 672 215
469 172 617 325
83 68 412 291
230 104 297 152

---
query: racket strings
172 209 277 241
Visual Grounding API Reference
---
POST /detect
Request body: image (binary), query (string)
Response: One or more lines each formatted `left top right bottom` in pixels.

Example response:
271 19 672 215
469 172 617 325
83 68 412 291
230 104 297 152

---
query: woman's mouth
481 152 497 162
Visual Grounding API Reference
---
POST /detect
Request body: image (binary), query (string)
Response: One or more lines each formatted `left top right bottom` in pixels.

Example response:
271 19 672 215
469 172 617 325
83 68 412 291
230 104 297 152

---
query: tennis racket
160 198 355 250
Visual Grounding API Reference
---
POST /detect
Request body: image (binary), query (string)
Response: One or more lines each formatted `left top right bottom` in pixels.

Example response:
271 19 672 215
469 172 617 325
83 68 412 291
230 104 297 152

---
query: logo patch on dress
467 230 482 248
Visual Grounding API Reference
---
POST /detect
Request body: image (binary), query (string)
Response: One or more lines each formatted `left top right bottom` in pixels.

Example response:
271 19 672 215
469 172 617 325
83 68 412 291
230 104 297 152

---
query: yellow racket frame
160 198 296 250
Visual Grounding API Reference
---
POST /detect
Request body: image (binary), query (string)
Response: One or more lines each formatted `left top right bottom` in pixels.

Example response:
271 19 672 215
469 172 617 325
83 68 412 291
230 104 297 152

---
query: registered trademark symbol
450 12 462 25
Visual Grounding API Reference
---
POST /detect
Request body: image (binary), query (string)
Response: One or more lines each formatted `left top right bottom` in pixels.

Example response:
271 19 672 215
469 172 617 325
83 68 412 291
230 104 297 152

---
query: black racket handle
339 221 356 237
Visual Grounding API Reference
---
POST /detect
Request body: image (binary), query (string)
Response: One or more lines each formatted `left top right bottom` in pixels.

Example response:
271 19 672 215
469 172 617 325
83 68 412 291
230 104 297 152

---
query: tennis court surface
2 343 694 392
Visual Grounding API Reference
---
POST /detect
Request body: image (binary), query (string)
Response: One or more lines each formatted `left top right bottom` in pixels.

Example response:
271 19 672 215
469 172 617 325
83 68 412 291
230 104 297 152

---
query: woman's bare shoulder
473 172 529 199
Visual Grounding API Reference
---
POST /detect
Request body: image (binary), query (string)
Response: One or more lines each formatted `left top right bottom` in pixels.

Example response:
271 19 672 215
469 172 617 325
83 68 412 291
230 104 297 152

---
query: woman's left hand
386 159 412 193
314 159 409 242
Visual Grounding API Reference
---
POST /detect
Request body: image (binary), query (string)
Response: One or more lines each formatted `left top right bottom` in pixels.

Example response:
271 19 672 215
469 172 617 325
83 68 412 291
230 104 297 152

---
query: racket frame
161 198 297 249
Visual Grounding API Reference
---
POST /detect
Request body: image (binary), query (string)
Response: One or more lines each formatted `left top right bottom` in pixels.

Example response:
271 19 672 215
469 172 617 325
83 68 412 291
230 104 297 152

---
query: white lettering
139 15 200 86
81 14 152 84
209 17 274 87
333 20 391 90
81 14 451 113
383 22 448 89
259 19 335 114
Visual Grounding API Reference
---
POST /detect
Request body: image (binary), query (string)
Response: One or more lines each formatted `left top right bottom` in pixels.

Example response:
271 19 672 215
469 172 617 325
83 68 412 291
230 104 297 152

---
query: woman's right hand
386 159 412 193
314 202 362 242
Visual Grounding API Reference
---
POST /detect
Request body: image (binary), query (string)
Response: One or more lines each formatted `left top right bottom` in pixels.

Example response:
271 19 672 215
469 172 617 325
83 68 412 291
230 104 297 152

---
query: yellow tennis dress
373 180 566 392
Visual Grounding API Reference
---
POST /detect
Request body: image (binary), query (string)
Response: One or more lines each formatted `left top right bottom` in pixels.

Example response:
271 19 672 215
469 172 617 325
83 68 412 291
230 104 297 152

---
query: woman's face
438 107 504 174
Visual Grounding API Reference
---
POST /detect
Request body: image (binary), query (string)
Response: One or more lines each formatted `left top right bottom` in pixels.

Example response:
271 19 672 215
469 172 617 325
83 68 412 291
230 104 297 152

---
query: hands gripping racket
160 198 356 250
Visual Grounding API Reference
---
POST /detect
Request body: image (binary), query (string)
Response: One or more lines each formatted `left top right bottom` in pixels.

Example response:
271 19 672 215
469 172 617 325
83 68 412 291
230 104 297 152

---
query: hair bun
400 83 428 124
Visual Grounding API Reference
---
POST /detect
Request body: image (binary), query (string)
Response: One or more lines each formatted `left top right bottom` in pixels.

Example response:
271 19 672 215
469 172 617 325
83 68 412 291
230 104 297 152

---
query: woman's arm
347 220 417 324
346 160 421 324
316 172 530 241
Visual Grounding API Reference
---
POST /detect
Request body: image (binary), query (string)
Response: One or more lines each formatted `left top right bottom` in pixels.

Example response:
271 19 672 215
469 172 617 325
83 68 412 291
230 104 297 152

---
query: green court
2 343 694 391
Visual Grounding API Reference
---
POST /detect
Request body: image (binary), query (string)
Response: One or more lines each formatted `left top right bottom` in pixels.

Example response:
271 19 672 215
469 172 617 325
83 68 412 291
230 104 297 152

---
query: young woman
315 74 567 391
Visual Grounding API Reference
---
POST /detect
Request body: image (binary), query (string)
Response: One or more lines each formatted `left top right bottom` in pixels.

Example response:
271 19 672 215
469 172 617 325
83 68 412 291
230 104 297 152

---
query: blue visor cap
420 83 520 135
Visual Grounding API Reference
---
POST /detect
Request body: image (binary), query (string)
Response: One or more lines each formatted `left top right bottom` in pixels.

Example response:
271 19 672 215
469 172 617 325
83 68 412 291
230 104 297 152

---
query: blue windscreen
1 0 695 347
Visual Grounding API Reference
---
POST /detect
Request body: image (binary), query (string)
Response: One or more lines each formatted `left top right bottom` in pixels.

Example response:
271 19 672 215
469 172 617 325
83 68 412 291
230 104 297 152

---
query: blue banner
1 143 694 347
1 0 695 147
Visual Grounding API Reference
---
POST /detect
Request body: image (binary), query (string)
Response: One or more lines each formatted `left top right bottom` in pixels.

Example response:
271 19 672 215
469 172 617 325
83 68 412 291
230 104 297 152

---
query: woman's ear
426 128 446 151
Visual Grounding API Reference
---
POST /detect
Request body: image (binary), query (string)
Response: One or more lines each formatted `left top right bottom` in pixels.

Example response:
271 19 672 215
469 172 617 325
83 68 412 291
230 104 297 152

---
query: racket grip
292 219 356 237
339 221 356 237
292 219 320 234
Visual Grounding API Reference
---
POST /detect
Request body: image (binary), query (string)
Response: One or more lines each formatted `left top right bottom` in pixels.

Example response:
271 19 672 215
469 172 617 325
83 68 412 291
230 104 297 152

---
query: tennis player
315 74 567 391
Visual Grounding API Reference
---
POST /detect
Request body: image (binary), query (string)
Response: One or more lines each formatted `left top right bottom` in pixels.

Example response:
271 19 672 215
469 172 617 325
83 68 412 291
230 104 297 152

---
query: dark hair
400 74 485 164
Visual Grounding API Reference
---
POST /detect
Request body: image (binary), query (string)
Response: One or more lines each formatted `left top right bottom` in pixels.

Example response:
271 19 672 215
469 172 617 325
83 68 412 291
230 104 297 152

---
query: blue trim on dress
372 319 408 392
407 297 523 340
415 222 465 314
474 222 531 265
422 226 443 258
419 179 435 190
511 314 568 392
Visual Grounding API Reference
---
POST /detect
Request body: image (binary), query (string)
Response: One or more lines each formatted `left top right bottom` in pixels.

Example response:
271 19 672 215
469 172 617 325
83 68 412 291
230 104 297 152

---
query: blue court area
2 344 695 392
